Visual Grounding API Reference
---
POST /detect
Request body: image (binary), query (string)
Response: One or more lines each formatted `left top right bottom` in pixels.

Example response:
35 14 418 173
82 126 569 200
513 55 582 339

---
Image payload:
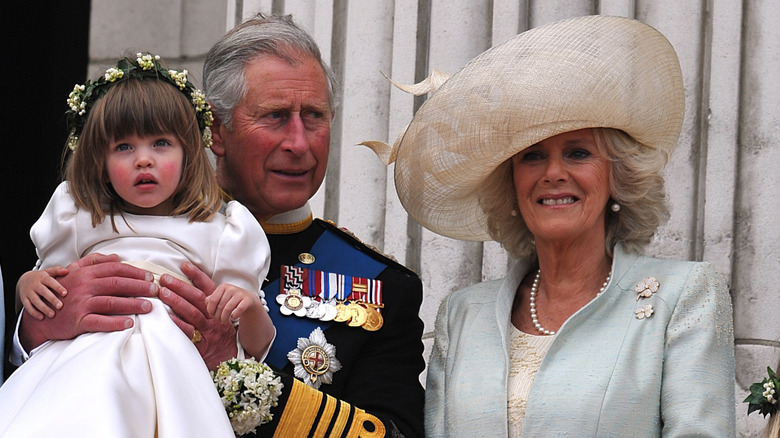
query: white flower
764 381 777 403
136 53 157 70
212 358 283 436
634 304 654 319
66 84 86 112
202 126 213 148
191 89 207 108
67 134 79 152
104 67 124 82
168 69 188 89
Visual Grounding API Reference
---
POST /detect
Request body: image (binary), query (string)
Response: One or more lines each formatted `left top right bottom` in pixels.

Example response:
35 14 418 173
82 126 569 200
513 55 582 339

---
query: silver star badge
287 327 342 389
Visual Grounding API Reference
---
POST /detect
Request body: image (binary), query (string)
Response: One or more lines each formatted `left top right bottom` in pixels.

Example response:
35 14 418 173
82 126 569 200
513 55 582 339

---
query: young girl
0 54 274 437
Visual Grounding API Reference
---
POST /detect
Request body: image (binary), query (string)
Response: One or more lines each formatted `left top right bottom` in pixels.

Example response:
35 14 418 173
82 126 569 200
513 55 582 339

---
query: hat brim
394 15 684 241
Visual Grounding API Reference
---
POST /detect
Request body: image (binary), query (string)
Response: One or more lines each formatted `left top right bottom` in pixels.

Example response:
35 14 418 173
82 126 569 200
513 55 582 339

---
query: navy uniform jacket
251 216 425 438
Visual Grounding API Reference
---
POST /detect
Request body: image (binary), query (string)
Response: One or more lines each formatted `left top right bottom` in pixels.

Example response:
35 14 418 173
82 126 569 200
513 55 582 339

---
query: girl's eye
115 143 131 152
154 139 171 147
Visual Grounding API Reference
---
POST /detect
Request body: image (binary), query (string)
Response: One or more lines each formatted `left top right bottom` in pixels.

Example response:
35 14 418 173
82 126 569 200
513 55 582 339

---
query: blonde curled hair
478 128 670 259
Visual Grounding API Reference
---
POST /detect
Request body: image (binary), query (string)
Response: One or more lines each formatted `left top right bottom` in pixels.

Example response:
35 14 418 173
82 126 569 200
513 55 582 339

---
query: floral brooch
634 304 654 319
633 276 659 320
635 276 659 300
287 327 342 389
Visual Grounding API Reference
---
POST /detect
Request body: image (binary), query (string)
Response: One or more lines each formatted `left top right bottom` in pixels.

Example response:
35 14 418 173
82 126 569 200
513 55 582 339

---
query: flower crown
745 366 779 418
65 53 214 151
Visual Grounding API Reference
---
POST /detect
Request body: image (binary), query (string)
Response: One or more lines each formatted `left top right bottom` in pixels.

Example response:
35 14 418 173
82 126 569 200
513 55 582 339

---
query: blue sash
264 228 386 369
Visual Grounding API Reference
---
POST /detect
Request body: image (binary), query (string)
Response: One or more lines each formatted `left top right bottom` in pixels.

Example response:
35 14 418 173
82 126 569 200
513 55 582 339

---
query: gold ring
190 329 202 344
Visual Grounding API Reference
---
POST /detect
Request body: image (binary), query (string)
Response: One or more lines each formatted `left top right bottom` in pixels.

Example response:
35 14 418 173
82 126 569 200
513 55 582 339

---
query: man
13 13 424 437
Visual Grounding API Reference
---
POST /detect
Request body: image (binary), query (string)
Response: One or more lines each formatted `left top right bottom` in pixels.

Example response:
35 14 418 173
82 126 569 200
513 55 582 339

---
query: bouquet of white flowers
745 366 779 419
212 358 284 435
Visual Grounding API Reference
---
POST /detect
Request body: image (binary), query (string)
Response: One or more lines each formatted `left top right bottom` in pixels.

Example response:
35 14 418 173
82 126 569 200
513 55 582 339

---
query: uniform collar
259 203 314 235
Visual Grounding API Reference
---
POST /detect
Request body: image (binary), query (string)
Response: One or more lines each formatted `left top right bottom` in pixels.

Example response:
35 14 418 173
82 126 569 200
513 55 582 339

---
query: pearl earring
511 210 518 217
611 202 621 212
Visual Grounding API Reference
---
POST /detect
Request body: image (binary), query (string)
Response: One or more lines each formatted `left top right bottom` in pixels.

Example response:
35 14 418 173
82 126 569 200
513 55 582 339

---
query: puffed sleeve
660 262 736 436
30 182 82 270
425 294 451 438
211 200 270 296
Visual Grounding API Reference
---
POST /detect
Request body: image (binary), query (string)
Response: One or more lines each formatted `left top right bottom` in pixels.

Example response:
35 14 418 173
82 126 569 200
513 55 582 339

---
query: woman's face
512 129 611 245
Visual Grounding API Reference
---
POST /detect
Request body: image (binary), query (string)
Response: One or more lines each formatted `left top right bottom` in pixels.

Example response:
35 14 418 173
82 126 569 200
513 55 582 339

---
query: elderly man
13 13 424 437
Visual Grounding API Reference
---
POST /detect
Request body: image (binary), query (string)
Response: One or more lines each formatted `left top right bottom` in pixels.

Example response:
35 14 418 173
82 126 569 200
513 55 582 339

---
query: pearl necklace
529 269 612 336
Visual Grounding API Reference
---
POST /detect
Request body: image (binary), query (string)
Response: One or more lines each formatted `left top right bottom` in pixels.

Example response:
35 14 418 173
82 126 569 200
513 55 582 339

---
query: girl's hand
205 283 262 324
17 267 69 320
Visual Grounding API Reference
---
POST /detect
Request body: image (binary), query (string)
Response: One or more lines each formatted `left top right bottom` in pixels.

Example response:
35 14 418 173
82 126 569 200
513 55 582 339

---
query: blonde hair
479 128 669 259
65 78 222 229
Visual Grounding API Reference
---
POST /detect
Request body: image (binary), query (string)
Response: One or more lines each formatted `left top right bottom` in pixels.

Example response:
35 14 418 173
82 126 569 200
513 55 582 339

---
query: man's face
211 55 332 219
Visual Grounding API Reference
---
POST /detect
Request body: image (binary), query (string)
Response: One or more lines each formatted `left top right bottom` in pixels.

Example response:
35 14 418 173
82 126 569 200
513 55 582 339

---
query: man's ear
209 114 226 157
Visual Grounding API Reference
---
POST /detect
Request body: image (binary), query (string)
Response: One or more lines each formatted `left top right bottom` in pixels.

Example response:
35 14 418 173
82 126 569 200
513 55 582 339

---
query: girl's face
105 133 184 215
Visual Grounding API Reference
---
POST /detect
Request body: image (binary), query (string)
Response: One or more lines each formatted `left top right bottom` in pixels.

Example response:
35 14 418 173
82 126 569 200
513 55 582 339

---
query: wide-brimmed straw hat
368 15 684 241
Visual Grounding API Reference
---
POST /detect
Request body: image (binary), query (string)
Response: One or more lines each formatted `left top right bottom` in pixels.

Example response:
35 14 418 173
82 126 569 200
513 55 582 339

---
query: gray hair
478 128 670 259
203 13 339 129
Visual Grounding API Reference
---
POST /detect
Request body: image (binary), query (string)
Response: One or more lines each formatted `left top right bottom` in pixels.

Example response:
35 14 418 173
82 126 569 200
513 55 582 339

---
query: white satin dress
0 182 270 437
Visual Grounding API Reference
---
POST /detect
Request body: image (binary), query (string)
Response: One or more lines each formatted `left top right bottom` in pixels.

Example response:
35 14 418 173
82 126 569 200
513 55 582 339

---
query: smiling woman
368 14 736 437
511 129 612 250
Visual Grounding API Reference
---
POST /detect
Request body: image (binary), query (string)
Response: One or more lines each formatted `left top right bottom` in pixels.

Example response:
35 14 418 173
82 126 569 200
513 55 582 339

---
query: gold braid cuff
273 379 385 438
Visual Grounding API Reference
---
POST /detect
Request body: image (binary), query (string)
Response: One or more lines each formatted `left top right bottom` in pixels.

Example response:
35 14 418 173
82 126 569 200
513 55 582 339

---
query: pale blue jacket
425 245 736 437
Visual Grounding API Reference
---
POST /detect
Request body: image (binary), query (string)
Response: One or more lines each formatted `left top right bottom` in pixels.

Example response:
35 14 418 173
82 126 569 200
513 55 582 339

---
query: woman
367 15 735 436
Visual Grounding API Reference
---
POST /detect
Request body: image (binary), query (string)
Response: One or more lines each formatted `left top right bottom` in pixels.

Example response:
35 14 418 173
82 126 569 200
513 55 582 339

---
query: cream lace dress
507 326 555 437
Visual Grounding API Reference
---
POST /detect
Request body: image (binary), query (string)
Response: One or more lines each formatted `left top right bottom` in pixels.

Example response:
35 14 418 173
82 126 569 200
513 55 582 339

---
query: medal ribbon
281 265 383 309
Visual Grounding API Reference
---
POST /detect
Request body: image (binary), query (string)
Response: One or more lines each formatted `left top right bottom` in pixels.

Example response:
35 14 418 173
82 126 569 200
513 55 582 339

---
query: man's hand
159 262 238 371
19 253 157 351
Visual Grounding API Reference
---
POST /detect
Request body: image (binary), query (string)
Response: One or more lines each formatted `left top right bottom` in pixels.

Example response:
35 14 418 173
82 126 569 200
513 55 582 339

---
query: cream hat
369 15 684 241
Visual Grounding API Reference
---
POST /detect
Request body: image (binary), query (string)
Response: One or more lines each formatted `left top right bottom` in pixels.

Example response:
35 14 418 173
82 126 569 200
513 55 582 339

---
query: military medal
277 288 311 317
279 265 385 330
361 303 384 331
346 302 368 327
318 300 338 321
287 327 341 389
333 302 351 322
305 300 326 319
